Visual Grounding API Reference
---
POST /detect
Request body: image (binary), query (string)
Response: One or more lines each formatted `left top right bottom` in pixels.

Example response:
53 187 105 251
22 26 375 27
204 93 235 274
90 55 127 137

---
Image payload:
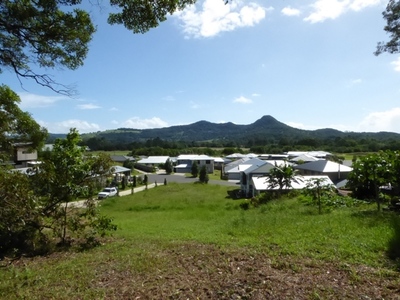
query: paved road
145 173 240 187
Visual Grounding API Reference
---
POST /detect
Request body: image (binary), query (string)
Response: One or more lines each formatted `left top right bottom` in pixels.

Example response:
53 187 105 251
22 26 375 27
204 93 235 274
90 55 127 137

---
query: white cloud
18 92 68 108
347 78 363 87
76 103 101 110
281 6 301 16
110 107 119 111
304 0 348 23
252 93 261 97
40 119 101 134
351 78 362 84
174 0 267 38
121 117 169 129
190 101 200 109
304 0 383 23
349 0 382 11
163 95 176 102
233 96 253 104
358 107 400 132
391 57 400 72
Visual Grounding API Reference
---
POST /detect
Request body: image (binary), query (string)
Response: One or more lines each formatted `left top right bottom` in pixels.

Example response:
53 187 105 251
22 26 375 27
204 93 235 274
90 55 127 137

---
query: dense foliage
0 129 117 258
376 0 400 55
0 0 95 94
0 86 48 161
347 150 400 210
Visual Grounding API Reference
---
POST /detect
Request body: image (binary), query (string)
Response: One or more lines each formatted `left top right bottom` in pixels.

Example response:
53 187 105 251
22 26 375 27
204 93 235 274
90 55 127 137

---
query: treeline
248 136 400 154
80 135 400 155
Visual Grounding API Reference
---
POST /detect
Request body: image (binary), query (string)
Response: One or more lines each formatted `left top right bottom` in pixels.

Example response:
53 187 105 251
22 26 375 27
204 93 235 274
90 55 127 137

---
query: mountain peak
250 115 289 129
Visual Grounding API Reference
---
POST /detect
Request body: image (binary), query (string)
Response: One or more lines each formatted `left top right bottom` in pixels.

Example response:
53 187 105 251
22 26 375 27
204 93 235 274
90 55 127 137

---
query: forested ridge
51 115 400 153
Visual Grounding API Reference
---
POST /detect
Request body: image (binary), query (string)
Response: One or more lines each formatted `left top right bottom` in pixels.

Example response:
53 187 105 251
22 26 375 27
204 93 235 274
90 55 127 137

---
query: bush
239 201 250 210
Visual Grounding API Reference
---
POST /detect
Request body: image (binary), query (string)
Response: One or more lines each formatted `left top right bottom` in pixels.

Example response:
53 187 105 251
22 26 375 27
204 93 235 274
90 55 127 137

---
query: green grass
99 183 394 267
1 183 398 299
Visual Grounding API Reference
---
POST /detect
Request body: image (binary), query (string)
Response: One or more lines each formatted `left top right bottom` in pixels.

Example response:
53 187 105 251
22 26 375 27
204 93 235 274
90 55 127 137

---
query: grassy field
1 183 399 299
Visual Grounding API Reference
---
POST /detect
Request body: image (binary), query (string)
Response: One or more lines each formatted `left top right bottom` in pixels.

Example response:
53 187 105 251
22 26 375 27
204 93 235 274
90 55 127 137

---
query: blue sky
3 0 400 134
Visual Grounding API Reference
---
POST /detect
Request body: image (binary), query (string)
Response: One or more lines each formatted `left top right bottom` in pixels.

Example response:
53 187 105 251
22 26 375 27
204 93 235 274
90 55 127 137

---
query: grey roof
290 154 320 162
243 160 269 174
110 155 135 162
224 157 251 172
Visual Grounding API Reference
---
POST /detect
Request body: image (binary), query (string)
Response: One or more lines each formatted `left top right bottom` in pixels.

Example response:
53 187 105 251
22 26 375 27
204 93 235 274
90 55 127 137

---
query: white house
174 154 215 174
224 157 256 181
13 143 38 168
240 160 292 197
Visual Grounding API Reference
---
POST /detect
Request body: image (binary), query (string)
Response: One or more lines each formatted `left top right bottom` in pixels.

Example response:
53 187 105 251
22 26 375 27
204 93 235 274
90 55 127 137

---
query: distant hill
48 115 400 145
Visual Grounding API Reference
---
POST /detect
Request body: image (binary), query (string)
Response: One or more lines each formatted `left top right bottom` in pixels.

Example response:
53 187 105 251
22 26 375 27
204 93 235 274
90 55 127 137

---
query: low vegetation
1 183 400 299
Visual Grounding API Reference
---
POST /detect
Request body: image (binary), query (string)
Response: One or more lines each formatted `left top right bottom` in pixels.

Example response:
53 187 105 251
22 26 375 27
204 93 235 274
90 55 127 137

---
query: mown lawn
1 183 399 299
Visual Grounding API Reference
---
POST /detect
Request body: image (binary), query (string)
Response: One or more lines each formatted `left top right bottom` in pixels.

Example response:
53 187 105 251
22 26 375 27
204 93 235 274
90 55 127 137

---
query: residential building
174 154 215 174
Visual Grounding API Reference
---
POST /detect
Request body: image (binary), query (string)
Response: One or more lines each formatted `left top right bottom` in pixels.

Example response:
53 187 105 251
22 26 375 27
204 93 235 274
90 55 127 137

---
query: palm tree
266 162 299 195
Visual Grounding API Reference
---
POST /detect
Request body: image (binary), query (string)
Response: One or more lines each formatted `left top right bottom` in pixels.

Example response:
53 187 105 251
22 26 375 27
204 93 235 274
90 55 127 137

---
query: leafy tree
347 151 394 211
108 0 196 34
376 0 400 55
0 168 44 258
191 161 199 178
0 85 47 161
0 0 95 94
266 162 299 195
303 177 336 214
199 165 209 183
30 128 115 245
165 158 173 174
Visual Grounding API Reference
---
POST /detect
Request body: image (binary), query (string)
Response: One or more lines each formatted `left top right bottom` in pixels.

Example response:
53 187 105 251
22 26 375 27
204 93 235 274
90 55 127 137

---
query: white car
97 187 118 200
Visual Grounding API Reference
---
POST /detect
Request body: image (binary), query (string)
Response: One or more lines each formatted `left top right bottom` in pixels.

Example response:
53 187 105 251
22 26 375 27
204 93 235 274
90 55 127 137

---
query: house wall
175 159 214 174
13 147 38 167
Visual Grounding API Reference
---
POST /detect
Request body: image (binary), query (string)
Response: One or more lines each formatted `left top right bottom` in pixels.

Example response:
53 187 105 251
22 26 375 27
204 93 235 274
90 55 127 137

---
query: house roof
177 154 214 161
258 154 290 160
225 153 258 159
244 161 289 175
137 156 169 164
226 157 265 174
174 164 188 169
110 155 135 162
224 157 251 172
290 154 320 162
252 175 334 191
213 157 231 163
112 166 132 173
286 151 332 158
243 160 269 174
294 160 352 173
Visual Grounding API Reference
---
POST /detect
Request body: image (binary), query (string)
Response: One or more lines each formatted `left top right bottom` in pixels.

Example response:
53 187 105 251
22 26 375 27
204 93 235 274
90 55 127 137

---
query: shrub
239 201 250 210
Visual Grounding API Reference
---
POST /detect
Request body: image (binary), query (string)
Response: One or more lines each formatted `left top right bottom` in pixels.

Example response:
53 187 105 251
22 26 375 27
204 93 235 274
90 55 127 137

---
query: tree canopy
108 0 196 34
0 0 95 94
0 0 200 93
0 85 47 160
376 0 400 55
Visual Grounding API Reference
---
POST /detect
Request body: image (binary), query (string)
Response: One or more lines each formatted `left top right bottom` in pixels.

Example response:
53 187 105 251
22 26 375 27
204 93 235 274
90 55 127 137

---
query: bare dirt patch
88 243 400 299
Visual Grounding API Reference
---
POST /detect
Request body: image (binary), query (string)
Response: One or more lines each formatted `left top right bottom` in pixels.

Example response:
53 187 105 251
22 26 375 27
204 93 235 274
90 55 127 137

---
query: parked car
97 187 118 200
